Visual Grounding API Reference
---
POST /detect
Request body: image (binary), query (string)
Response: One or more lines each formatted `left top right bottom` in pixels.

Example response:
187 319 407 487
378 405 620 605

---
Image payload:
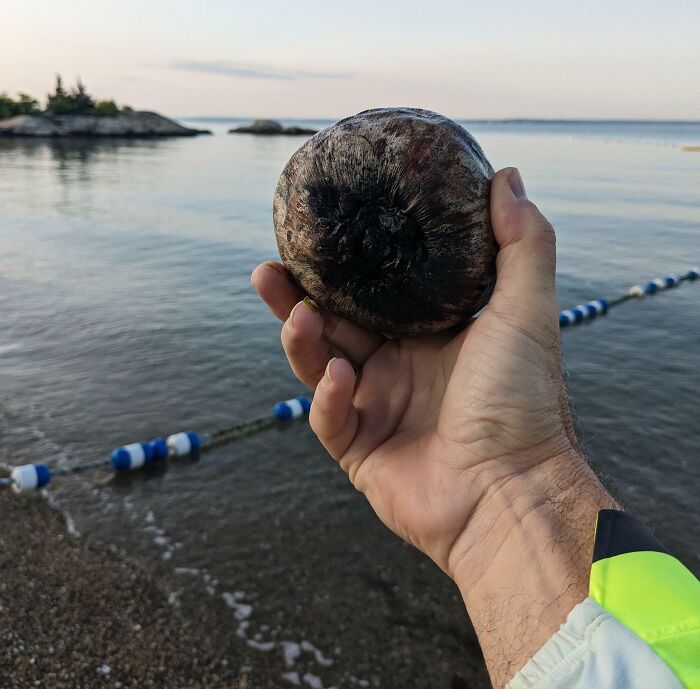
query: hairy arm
451 453 617 687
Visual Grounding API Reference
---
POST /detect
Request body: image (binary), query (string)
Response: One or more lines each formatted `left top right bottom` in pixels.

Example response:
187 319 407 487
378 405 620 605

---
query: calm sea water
1 119 699 688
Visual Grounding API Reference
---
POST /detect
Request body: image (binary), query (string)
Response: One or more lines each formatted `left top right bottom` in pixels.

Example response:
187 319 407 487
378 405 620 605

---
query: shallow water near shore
1 119 699 688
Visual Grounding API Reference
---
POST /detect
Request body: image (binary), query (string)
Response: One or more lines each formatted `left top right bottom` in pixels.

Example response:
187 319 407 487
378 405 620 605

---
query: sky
2 0 700 120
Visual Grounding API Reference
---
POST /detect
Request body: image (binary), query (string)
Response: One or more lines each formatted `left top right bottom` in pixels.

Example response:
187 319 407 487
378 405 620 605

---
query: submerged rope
3 266 698 494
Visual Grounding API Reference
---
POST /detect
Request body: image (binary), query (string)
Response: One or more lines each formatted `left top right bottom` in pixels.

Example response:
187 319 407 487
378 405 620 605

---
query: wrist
449 449 615 584
449 450 618 687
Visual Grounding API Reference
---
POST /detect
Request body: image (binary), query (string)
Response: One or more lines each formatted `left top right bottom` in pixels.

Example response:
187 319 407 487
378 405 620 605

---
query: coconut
273 107 497 335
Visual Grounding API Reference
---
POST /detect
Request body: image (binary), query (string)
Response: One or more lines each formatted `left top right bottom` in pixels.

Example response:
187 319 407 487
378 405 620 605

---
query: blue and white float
3 260 699 495
273 396 312 421
559 299 608 327
560 267 698 327
111 438 170 471
10 463 52 493
166 431 201 458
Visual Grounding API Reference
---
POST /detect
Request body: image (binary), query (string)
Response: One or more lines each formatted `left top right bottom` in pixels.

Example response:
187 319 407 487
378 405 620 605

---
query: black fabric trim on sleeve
592 509 670 563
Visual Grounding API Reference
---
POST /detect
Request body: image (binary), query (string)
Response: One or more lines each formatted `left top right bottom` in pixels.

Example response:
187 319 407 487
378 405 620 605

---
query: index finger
251 261 303 321
251 261 386 366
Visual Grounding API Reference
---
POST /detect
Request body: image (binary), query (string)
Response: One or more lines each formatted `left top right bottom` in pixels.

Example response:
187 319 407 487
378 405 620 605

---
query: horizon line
179 115 700 124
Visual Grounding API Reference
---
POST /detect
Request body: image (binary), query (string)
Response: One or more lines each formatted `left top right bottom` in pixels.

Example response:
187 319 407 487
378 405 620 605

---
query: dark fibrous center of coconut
322 196 424 279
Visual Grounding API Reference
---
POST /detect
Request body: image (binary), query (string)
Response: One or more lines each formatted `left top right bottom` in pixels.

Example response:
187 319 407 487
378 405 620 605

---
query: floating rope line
559 266 698 327
3 266 698 494
1 396 311 493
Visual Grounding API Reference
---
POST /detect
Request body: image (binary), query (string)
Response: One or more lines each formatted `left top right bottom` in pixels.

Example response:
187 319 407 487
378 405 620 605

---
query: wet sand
0 492 491 689
0 495 281 689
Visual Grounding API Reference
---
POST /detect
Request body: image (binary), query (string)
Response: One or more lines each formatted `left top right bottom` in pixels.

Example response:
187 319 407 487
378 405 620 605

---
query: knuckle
499 201 556 249
521 201 555 234
496 201 519 232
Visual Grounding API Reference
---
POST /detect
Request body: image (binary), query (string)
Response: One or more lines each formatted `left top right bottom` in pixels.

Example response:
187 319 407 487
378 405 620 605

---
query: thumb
488 167 559 332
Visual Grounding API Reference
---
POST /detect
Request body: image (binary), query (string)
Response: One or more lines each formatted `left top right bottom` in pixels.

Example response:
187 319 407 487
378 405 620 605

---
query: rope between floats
2 266 698 494
2 397 310 493
559 266 698 327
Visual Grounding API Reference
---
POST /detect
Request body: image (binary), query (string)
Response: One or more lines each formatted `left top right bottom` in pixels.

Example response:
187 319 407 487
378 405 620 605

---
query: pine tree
40 75 130 117
70 76 95 112
54 74 66 97
46 74 73 114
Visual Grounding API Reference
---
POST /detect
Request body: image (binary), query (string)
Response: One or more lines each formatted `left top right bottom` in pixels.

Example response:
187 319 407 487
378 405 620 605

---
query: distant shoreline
183 116 700 125
180 117 700 148
0 112 211 138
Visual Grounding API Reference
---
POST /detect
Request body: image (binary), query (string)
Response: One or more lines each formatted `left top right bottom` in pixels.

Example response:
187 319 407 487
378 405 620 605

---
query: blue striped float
10 464 52 493
273 396 312 421
112 438 169 471
562 267 698 327
559 299 608 327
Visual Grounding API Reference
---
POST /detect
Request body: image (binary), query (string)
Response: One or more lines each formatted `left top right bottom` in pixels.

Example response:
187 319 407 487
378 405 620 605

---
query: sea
1 118 699 689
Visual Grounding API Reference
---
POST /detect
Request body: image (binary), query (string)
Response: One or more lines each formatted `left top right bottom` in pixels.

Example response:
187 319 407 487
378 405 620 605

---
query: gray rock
0 112 211 137
229 119 317 136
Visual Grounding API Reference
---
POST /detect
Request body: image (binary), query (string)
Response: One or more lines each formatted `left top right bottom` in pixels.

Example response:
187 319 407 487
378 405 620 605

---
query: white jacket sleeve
506 597 684 689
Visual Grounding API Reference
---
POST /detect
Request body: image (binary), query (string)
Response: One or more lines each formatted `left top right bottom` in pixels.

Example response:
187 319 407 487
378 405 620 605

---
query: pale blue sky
3 0 699 119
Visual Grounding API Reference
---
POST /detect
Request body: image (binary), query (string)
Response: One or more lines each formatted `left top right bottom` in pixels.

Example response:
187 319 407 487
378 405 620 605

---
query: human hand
255 167 587 570
252 167 615 686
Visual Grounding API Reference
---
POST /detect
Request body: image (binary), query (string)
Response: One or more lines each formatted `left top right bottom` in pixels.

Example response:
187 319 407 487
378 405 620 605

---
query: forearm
450 451 618 689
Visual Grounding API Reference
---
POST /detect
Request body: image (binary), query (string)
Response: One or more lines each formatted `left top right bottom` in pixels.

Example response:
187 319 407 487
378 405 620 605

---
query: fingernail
508 168 527 200
290 301 303 327
303 296 319 313
265 261 285 274
326 357 340 382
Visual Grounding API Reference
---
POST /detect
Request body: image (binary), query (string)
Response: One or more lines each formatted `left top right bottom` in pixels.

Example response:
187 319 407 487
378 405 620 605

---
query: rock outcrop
0 112 211 137
229 119 317 136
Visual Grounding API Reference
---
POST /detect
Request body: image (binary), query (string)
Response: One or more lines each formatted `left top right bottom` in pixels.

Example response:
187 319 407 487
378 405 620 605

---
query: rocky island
229 119 317 136
0 112 210 137
0 77 210 137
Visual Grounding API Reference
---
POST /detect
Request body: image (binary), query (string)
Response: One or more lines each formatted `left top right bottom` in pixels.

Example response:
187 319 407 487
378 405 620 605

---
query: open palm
252 168 579 576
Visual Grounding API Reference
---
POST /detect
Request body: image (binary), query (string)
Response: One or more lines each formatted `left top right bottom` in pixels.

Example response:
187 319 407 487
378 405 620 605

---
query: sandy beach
0 494 284 689
0 489 492 689
0 486 489 689
0 484 489 689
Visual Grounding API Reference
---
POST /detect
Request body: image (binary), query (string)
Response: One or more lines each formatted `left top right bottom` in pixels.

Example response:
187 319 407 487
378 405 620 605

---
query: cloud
167 60 352 81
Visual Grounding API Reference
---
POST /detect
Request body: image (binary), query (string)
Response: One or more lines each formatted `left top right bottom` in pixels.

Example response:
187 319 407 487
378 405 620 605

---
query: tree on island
45 75 132 117
0 76 132 119
0 92 41 119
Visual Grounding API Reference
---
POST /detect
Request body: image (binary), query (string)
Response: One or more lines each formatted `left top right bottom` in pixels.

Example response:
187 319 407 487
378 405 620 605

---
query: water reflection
0 136 168 171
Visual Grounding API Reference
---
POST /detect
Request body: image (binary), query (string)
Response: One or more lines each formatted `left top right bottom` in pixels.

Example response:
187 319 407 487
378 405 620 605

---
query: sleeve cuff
506 597 684 689
588 510 700 689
